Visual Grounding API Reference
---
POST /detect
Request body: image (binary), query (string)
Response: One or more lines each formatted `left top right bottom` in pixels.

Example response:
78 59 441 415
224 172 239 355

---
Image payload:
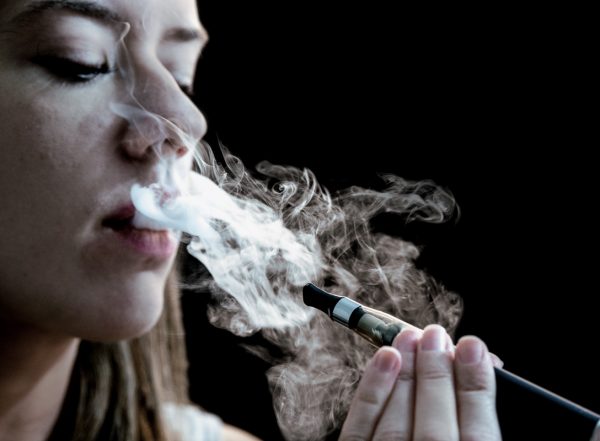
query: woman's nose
117 63 207 162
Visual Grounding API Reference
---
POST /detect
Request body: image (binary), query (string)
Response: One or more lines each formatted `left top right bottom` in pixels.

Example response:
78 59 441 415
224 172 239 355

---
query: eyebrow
10 0 124 26
165 27 208 45
8 0 208 45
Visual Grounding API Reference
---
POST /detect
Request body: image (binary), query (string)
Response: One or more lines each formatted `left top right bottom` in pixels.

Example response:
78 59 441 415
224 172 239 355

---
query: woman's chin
89 306 164 342
74 278 167 342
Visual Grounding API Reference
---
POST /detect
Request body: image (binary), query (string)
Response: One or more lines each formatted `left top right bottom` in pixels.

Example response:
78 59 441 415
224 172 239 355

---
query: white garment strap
163 402 223 441
590 420 600 441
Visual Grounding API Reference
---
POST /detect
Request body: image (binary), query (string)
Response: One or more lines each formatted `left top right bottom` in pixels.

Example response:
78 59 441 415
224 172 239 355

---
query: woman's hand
340 324 502 441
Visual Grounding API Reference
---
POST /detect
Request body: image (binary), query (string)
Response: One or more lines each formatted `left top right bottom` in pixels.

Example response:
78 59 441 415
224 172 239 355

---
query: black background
184 2 598 440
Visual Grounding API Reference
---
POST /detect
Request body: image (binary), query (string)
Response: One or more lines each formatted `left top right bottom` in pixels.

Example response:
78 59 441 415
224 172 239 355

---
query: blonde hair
51 264 190 441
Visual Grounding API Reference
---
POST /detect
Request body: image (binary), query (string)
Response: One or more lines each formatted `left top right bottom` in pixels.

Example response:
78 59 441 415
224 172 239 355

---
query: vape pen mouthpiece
302 283 344 317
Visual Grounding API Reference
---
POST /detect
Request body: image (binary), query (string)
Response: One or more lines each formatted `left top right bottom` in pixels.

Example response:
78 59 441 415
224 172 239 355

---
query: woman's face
0 0 207 340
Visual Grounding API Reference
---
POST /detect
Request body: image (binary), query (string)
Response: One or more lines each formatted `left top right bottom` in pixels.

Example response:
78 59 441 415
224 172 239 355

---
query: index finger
339 347 402 440
413 324 459 441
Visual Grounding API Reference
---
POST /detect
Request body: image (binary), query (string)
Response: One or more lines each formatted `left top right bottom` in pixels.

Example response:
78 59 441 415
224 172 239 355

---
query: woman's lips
111 225 177 258
102 203 177 259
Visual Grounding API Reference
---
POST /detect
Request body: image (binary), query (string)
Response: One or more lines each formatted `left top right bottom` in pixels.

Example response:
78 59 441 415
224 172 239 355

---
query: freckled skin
0 0 207 341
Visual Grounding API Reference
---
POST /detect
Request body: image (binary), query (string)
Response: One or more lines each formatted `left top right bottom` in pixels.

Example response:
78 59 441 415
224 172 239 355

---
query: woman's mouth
101 203 178 259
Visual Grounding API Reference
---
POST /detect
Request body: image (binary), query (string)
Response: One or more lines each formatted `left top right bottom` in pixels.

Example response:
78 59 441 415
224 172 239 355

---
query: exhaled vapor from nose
111 102 196 161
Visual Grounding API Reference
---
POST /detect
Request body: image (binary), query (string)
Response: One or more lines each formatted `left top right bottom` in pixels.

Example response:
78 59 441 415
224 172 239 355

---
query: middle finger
414 324 459 441
372 328 419 440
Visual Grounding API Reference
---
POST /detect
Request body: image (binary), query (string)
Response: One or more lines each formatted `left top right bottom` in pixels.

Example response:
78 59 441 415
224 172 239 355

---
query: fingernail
457 338 484 365
374 348 401 373
393 329 418 353
490 353 504 368
421 325 446 351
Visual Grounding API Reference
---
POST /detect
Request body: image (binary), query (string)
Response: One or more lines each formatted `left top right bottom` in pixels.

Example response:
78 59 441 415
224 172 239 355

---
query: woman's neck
0 320 79 441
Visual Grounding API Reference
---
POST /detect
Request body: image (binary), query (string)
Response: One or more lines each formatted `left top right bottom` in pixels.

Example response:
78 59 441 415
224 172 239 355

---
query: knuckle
417 354 453 381
397 368 415 382
340 433 369 441
417 435 455 441
356 388 387 407
456 370 490 392
419 368 453 382
374 430 411 441
457 390 496 414
461 431 500 441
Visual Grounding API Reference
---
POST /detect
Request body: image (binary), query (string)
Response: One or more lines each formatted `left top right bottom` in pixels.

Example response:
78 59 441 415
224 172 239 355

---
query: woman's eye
179 83 194 98
32 55 112 83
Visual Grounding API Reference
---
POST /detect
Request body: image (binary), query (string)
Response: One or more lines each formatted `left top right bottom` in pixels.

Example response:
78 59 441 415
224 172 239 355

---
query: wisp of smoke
103 22 461 440
108 22 462 431
130 131 462 440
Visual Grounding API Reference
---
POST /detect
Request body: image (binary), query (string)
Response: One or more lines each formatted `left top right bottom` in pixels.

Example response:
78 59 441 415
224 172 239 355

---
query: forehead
0 0 205 37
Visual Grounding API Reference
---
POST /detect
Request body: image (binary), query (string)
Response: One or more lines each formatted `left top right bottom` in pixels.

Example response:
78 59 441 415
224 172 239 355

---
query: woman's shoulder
222 424 262 441
162 402 261 441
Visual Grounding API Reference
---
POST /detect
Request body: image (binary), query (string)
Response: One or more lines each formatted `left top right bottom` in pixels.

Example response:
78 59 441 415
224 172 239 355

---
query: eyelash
32 54 195 98
179 84 195 99
32 55 113 83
